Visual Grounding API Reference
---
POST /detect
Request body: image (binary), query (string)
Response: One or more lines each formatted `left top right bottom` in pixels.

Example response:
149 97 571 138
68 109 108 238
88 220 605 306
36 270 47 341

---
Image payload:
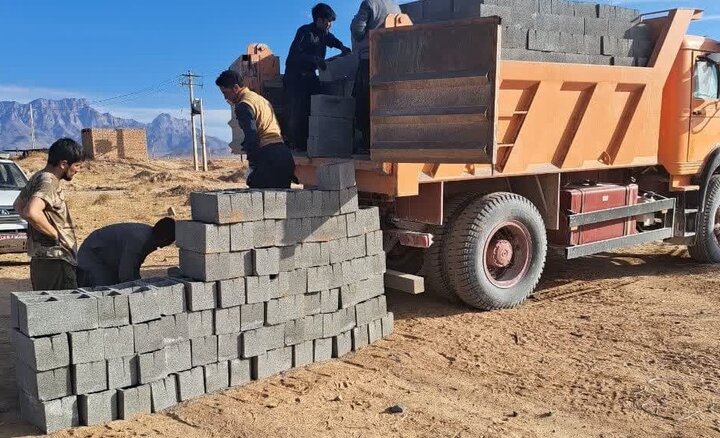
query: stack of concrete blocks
399 0 653 66
319 54 359 98
9 163 393 434
307 95 355 158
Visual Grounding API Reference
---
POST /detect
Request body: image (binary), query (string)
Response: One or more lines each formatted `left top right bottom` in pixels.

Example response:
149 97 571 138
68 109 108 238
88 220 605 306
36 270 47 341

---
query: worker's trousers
353 59 371 153
247 143 296 189
284 73 320 151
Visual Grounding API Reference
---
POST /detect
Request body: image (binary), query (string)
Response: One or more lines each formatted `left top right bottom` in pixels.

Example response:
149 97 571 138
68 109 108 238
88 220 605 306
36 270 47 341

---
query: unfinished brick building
81 128 148 160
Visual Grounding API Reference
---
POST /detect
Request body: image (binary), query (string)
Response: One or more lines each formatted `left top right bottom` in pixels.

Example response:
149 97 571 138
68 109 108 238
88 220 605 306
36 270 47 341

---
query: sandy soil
1 155 719 438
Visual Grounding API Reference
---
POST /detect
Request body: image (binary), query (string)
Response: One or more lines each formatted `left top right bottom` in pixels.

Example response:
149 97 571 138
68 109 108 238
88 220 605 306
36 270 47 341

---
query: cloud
700 14 720 21
0 84 88 102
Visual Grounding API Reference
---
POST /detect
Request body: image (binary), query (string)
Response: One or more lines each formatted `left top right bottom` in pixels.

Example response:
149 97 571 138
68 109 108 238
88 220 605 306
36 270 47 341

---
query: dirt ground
1 155 719 438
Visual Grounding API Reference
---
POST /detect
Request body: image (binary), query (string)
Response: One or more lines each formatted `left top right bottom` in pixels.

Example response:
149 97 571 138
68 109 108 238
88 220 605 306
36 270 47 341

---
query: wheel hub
481 220 532 289
489 239 513 268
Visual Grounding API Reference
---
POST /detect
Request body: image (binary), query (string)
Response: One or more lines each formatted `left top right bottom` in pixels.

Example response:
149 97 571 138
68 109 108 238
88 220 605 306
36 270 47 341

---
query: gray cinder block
230 221 255 251
286 315 324 346
182 280 218 312
311 94 355 119
314 338 333 362
528 29 562 52
352 325 370 351
293 341 314 367
138 350 167 385
321 289 340 314
346 207 381 237
79 389 117 426
332 331 352 358
190 191 233 224
19 392 78 434
118 384 152 419
177 367 205 401
328 264 345 290
11 330 69 372
218 332 242 361
72 360 108 394
191 335 218 367
252 347 293 380
278 217 313 245
349 235 368 259
240 303 265 331
17 293 98 337
253 219 280 248
241 325 285 358
612 56 634 66
164 340 192 374
245 276 273 304
550 0 573 16
286 191 318 219
150 375 179 412
321 190 341 216
304 292 322 316
230 190 264 223
339 187 359 214
307 266 331 293
181 299 217 334
368 319 383 343
15 360 71 401
126 286 161 324
217 278 246 308
215 307 241 335
142 277 187 316
309 116 353 143
365 231 384 256
322 307 356 338
160 313 190 346
278 245 299 272
381 312 395 338
133 320 164 354
584 17 608 36
94 290 130 328
266 295 305 325
253 247 280 276
102 326 135 360
204 361 230 393
10 291 45 329
230 358 252 387
574 1 598 18
356 296 388 327
299 242 328 269
69 329 104 364
263 190 289 219
176 220 230 254
107 355 139 389
316 162 355 191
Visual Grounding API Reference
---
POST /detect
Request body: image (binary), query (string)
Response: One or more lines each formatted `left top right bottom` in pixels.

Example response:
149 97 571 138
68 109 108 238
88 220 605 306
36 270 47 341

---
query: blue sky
1 0 718 141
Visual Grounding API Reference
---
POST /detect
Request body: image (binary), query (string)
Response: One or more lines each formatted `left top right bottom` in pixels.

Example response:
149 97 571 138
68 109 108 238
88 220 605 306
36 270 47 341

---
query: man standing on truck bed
351 0 401 154
216 69 296 189
13 138 85 290
285 3 351 151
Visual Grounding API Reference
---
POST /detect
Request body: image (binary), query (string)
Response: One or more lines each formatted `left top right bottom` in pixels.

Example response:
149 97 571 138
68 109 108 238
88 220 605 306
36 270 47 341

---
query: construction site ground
1 155 719 438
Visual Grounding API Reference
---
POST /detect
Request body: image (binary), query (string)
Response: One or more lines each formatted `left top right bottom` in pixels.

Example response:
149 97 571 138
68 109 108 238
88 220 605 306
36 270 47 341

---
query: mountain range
0 98 230 157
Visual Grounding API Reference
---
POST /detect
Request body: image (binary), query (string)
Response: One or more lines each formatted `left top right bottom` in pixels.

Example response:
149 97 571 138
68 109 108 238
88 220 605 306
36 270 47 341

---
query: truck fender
696 145 720 216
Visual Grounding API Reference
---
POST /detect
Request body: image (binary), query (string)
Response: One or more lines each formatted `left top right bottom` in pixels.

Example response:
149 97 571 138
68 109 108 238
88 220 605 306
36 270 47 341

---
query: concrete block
350 235 368 259
288 269 308 296
528 29 561 52
314 338 332 362
190 191 233 224
371 254 387 276
102 326 135 359
177 367 205 401
118 384 152 419
134 320 164 354
150 375 179 412
550 0 573 16
240 303 265 331
322 307 356 338
72 360 107 394
309 115 352 140
241 325 285 358
15 360 71 401
10 291 44 328
253 247 280 276
218 332 242 361
311 94 354 119
332 331 352 358
127 286 161 324
278 245 298 272
316 162 355 191
502 26 527 49
535 13 583 34
356 296 387 327
266 295 304 325
308 216 341 243
11 330 69 371
581 35 602 55
329 263 345 289
278 218 313 245
293 341 315 367
304 292 322 316
176 220 230 253
107 355 139 389
164 340 192 374
204 361 230 393
320 52 359 81
365 230 384 256
262 190 289 219
94 290 130 328
151 280 187 316
215 307 241 335
188 310 215 339
341 260 357 286
612 56 634 66
191 335 218 367
230 190 264 223
79 389 117 426
160 314 190 346
183 280 218 311
587 54 613 65
286 190 316 219
608 19 633 38
17 293 99 337
321 288 340 314
245 276 272 304
368 318 383 343
230 358 252 386
68 329 104 364
381 312 395 338
308 135 353 159
574 1 597 18
320 190 341 216
299 242 328 268
339 187 359 214
631 39 654 58
230 221 255 251
252 347 293 380
19 392 78 433
346 207 380 237
584 17 608 36
138 350 167 385
352 325 370 351
179 250 224 282
307 266 331 293
285 316 322 346
253 219 280 247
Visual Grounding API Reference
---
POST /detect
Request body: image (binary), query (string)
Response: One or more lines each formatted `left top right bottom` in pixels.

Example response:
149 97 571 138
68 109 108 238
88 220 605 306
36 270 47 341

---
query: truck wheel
688 175 720 263
445 193 547 310
422 193 480 300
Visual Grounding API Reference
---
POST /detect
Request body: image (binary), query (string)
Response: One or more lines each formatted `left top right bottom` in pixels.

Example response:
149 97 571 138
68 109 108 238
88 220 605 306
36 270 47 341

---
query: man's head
215 70 245 104
312 3 336 32
47 138 85 181
152 217 176 248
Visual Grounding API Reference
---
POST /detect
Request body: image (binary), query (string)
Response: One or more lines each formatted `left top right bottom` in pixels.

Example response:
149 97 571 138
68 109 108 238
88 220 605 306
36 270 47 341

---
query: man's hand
341 46 352 55
315 57 328 71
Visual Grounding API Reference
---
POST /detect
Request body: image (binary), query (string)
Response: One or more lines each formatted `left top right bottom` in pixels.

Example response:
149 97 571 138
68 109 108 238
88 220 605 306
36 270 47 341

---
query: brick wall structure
81 128 148 161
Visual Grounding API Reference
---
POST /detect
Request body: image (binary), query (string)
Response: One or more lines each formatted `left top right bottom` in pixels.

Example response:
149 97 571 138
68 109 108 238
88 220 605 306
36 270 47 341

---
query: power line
89 77 179 105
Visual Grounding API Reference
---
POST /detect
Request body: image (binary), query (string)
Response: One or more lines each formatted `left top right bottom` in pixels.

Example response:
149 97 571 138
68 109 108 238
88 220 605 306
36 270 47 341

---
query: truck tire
422 192 480 300
445 193 547 310
688 175 720 263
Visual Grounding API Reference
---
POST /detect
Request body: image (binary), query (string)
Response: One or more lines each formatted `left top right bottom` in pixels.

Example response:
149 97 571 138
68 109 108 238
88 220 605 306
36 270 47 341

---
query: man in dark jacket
351 0 401 153
285 3 351 151
77 218 175 287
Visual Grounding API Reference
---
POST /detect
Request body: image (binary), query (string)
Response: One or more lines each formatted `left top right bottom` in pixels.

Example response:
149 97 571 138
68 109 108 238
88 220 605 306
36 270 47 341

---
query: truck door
688 53 720 163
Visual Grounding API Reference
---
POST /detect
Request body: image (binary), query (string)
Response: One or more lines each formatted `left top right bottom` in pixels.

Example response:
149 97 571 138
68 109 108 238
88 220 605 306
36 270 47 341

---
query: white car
0 159 29 254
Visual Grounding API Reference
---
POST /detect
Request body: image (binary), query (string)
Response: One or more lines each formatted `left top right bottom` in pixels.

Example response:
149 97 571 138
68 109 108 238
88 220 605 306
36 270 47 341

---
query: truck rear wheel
422 192 480 300
688 175 720 263
445 193 547 310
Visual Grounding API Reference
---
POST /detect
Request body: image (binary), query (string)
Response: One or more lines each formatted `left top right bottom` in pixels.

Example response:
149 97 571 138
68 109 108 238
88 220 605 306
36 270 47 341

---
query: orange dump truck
240 8 720 310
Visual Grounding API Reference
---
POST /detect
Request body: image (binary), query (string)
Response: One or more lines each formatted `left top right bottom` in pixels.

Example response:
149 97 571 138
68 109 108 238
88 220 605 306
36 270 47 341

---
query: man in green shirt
14 138 85 290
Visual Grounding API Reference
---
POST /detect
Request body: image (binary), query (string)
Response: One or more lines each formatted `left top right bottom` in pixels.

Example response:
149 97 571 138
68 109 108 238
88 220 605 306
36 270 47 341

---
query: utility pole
197 98 208 172
29 105 36 149
180 71 201 170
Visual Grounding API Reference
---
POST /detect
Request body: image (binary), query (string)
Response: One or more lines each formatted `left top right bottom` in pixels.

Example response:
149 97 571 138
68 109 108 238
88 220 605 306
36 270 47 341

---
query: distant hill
0 98 230 157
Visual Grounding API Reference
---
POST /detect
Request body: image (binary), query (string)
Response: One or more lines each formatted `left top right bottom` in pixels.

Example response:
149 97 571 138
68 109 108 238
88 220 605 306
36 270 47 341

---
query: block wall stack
117 129 149 160
307 95 355 158
9 162 393 434
80 128 149 161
